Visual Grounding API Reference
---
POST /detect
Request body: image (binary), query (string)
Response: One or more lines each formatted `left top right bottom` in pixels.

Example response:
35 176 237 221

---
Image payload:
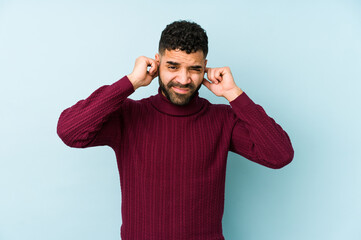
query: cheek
192 73 204 85
159 70 174 85
161 70 176 82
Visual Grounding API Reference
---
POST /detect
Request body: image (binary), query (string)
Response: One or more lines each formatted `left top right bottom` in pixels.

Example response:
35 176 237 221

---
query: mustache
167 81 195 90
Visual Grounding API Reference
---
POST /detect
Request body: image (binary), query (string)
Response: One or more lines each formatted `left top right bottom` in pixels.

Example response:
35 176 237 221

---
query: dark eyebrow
167 61 202 69
189 66 203 69
166 61 202 69
166 61 180 66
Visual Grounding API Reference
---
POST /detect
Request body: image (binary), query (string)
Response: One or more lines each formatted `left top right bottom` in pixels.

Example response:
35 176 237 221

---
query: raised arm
57 76 134 148
57 56 159 149
203 66 294 169
228 93 294 169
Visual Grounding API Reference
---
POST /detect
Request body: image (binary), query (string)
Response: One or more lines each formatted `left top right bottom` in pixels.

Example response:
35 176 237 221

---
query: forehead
160 49 205 65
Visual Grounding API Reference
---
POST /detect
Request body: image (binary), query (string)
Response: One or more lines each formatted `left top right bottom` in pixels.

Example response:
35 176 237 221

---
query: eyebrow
166 61 180 66
166 61 203 69
189 66 203 69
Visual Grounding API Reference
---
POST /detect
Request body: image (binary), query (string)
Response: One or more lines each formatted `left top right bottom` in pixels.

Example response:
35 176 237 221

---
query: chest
119 113 232 179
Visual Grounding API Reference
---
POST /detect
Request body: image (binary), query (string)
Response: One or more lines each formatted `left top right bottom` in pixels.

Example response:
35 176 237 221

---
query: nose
176 69 191 85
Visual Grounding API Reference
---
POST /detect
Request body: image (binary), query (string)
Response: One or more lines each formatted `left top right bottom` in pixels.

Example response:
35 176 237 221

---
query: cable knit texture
57 76 294 240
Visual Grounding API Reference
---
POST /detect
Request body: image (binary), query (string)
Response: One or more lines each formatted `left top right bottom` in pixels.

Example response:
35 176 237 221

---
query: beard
158 76 202 106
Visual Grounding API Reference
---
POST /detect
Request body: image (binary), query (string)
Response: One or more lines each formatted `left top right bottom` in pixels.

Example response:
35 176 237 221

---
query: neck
149 88 206 116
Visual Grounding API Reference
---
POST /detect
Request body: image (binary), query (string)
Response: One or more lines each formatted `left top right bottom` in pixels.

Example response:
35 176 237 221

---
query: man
57 20 294 240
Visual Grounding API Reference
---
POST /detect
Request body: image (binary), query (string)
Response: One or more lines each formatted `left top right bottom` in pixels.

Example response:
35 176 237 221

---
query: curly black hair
158 20 208 58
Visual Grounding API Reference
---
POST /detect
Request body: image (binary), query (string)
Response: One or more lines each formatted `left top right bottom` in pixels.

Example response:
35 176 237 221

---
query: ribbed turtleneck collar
149 88 206 116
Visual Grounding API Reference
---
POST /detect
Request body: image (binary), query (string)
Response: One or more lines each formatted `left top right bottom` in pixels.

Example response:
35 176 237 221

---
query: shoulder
120 95 155 115
196 97 238 131
199 96 234 118
199 96 231 111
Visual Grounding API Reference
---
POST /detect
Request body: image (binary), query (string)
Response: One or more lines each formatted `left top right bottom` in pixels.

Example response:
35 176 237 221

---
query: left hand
203 67 243 102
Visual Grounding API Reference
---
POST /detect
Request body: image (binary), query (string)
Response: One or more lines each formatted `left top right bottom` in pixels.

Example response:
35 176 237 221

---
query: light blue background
1 0 360 239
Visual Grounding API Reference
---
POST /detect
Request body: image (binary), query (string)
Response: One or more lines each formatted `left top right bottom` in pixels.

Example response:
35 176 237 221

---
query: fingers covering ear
202 78 211 90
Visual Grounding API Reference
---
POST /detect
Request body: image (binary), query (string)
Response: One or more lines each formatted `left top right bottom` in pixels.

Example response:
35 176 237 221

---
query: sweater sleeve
229 92 294 169
57 75 135 149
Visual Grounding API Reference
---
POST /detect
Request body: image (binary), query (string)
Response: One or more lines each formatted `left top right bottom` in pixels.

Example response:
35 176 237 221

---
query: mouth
172 86 190 94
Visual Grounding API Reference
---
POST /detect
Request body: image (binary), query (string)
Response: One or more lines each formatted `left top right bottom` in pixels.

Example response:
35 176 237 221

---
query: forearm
230 93 294 169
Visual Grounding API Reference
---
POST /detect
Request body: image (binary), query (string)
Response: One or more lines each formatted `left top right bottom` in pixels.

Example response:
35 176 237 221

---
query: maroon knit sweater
57 76 294 240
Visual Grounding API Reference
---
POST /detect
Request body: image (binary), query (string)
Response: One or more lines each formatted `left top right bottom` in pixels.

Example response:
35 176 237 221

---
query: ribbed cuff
229 92 255 109
110 75 135 97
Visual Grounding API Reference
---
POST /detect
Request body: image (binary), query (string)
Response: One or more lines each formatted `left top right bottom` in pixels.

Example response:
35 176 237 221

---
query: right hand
127 56 159 90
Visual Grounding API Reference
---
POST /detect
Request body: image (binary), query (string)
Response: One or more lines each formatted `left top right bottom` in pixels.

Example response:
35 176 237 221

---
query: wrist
127 73 141 90
224 87 243 102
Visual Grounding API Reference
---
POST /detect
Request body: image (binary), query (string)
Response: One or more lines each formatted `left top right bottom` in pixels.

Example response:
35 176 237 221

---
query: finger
153 62 160 76
151 67 159 78
214 68 223 82
205 67 212 81
144 57 155 66
202 78 212 90
148 60 158 75
207 68 216 84
145 67 158 82
148 62 155 75
143 57 153 71
210 68 220 84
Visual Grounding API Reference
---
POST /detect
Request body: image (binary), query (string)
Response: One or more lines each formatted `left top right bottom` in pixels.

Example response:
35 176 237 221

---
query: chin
169 92 193 105
158 77 202 105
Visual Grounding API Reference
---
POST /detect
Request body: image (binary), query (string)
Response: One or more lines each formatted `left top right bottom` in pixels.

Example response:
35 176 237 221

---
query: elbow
57 126 83 148
57 121 73 147
270 148 294 169
56 117 80 148
57 111 70 145
56 119 93 148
